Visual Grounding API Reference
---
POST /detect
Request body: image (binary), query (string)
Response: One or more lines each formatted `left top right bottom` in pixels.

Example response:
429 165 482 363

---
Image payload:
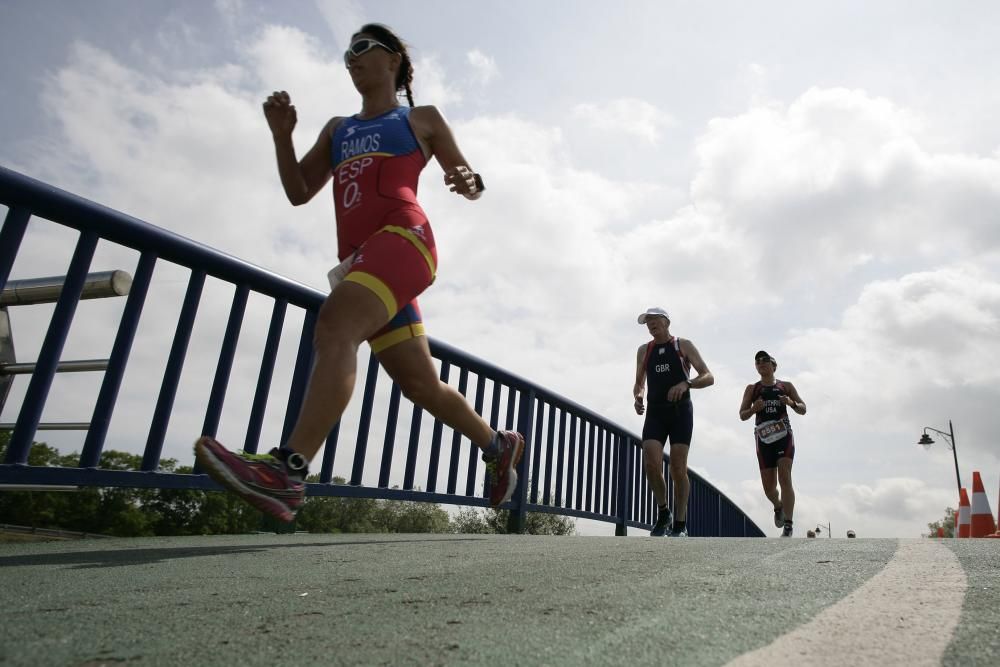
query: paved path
1 534 997 666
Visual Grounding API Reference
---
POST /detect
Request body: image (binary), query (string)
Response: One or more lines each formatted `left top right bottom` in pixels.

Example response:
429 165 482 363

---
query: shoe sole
491 433 526 508
194 437 298 523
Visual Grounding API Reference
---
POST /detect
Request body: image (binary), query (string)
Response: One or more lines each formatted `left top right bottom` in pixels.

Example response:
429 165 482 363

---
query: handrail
0 167 323 309
0 422 91 431
0 165 764 537
1 270 131 306
1 360 109 374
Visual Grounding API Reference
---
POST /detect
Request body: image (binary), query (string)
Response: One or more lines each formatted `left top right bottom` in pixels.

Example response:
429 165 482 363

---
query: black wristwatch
285 452 309 474
685 379 693 388
473 172 485 192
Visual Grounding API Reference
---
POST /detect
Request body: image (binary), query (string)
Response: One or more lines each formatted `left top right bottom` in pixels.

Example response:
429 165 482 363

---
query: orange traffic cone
970 471 997 538
988 479 1000 538
957 488 971 538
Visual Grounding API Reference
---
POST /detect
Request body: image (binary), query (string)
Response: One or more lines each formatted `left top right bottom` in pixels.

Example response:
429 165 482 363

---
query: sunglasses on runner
344 38 396 67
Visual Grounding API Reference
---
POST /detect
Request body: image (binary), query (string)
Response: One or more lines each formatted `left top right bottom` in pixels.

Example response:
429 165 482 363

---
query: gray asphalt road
0 534 997 666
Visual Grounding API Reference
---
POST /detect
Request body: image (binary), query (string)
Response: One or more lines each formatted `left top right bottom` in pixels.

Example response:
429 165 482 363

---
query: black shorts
756 432 795 469
642 400 693 446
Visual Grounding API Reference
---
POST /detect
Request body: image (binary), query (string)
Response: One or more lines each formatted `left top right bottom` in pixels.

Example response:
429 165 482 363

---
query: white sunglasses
344 38 396 67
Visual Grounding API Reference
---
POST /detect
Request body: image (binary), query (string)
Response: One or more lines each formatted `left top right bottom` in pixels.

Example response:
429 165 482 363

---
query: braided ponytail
357 23 415 107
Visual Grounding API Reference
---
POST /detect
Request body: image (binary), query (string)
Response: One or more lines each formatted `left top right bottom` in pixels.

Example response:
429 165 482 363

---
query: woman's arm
409 105 483 200
739 385 757 421
263 90 338 205
783 382 807 415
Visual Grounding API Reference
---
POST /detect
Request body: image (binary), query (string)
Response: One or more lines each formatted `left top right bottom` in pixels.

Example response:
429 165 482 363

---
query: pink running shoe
194 436 305 523
485 431 525 508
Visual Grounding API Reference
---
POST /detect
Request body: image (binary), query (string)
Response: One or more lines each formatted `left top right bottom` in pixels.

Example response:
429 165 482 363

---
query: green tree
378 497 451 533
450 506 576 535
0 435 259 537
2 434 569 537
0 433 80 530
295 478 452 534
926 506 957 538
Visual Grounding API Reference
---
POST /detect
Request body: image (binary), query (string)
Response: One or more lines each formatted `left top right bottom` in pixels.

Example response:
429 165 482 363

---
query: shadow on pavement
0 536 486 569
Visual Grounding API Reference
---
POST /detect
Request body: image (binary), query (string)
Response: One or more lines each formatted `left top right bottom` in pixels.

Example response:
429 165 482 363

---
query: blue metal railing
0 166 763 537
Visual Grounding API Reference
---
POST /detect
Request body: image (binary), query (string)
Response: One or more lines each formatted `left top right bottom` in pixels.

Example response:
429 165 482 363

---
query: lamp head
918 433 934 449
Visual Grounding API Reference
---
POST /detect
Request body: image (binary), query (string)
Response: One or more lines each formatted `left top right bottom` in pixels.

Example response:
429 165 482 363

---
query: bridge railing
0 166 763 537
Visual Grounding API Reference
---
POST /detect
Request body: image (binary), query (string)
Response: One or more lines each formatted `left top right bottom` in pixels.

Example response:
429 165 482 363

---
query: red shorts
342 208 437 353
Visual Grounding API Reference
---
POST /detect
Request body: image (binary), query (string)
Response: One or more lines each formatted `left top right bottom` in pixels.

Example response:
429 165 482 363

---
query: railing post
717 492 722 537
616 437 632 536
143 269 205 471
201 285 249 438
506 387 535 534
80 252 157 467
0 207 31 295
351 351 380 486
6 230 97 464
243 299 287 455
281 310 317 447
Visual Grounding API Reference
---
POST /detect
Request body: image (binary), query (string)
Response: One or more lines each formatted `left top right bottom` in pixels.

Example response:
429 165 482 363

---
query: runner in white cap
633 307 714 536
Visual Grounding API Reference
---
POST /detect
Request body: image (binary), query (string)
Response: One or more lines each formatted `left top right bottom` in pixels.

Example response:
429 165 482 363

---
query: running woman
196 24 523 521
738 350 806 537
633 307 714 537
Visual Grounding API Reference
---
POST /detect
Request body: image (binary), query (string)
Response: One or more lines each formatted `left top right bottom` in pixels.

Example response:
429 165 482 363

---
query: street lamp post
815 522 832 538
918 420 962 499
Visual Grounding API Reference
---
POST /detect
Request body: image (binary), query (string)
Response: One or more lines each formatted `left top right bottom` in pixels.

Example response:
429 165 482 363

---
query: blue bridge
0 166 762 538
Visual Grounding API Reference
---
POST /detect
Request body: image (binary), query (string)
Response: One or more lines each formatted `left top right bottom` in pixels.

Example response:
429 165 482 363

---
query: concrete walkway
1 534 997 666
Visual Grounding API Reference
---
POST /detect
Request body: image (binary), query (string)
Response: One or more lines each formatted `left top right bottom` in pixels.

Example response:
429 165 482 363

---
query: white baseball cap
637 307 670 324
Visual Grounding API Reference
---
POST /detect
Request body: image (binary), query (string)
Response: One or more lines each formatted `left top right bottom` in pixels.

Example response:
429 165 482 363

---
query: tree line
926 506 956 538
0 432 574 537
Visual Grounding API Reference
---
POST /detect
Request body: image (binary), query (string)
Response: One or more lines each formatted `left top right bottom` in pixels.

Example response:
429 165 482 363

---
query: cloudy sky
3 0 999 538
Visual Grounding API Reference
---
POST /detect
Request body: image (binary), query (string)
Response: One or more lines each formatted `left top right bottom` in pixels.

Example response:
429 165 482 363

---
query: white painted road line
725 540 967 667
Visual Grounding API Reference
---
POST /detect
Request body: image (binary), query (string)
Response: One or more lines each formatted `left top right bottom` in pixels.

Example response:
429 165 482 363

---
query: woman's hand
263 90 297 138
444 165 479 198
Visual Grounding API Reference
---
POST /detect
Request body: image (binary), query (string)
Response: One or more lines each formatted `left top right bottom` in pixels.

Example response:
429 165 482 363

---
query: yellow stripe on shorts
383 225 437 278
343 271 397 318
370 322 426 353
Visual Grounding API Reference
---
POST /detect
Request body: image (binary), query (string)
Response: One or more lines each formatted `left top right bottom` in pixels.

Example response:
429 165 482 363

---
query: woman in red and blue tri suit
196 24 523 521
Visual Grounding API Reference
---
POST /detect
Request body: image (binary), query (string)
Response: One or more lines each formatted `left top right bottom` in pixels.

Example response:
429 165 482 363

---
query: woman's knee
396 373 441 406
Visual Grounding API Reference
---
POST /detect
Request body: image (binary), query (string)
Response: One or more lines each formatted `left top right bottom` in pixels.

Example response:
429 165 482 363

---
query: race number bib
327 252 356 291
755 419 788 444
